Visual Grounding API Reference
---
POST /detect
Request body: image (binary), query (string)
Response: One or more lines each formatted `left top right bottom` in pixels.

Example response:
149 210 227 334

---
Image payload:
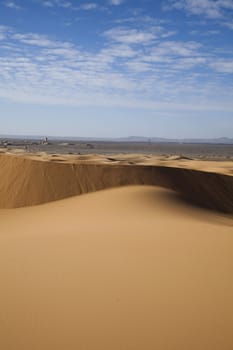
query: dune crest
0 152 232 212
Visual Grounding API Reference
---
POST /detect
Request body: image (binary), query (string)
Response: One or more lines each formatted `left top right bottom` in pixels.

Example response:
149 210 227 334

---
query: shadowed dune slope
0 186 233 350
0 153 233 212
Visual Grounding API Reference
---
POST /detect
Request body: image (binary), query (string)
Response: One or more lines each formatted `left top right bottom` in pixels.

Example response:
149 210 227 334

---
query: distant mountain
0 135 233 144
114 136 233 144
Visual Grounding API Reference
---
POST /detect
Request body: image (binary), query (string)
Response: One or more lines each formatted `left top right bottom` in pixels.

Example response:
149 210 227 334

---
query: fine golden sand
0 151 233 350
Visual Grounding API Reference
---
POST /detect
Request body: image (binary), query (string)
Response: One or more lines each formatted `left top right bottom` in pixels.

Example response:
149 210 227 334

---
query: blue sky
0 0 233 138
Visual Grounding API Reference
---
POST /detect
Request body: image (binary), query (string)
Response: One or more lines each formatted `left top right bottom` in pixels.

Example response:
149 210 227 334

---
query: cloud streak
0 25 232 114
40 0 104 11
3 1 22 9
109 0 125 5
165 0 233 18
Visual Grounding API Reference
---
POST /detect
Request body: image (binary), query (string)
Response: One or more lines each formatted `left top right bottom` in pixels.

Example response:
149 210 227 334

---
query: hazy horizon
1 133 233 141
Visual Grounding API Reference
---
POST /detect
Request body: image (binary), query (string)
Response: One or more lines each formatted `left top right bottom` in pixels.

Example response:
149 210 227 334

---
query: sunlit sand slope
0 152 232 212
0 186 233 350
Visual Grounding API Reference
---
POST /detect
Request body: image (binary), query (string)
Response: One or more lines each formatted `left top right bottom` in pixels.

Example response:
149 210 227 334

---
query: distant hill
0 135 233 144
115 136 233 144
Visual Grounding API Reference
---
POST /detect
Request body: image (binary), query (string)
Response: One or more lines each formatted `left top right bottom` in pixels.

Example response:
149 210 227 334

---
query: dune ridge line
0 153 232 212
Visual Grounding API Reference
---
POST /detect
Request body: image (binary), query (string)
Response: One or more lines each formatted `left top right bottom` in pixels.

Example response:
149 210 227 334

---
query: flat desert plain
0 150 233 350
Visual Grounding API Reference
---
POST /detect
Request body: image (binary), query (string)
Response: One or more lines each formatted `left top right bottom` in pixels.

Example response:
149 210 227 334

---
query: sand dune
0 185 233 350
0 151 233 349
0 152 233 212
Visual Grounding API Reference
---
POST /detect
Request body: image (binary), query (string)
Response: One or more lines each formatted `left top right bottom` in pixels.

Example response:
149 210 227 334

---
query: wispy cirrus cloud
209 60 233 73
12 32 73 48
41 0 101 10
103 26 175 45
103 27 157 45
41 0 72 8
79 3 98 10
3 1 22 9
0 25 232 113
125 40 206 73
109 0 125 5
147 40 202 58
164 0 233 18
225 21 233 29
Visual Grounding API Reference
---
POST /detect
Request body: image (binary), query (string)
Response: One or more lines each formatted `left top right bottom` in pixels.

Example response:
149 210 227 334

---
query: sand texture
0 151 233 350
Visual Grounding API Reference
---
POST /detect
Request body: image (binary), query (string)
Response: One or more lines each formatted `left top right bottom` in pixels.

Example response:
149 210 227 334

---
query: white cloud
218 0 233 10
109 0 124 5
165 0 233 19
103 26 176 45
41 0 101 10
3 1 21 9
0 25 11 40
103 27 157 44
12 33 73 48
209 60 233 73
0 26 232 114
101 44 137 59
79 3 98 10
125 41 206 74
225 21 233 29
42 1 54 7
150 41 202 57
41 0 72 8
